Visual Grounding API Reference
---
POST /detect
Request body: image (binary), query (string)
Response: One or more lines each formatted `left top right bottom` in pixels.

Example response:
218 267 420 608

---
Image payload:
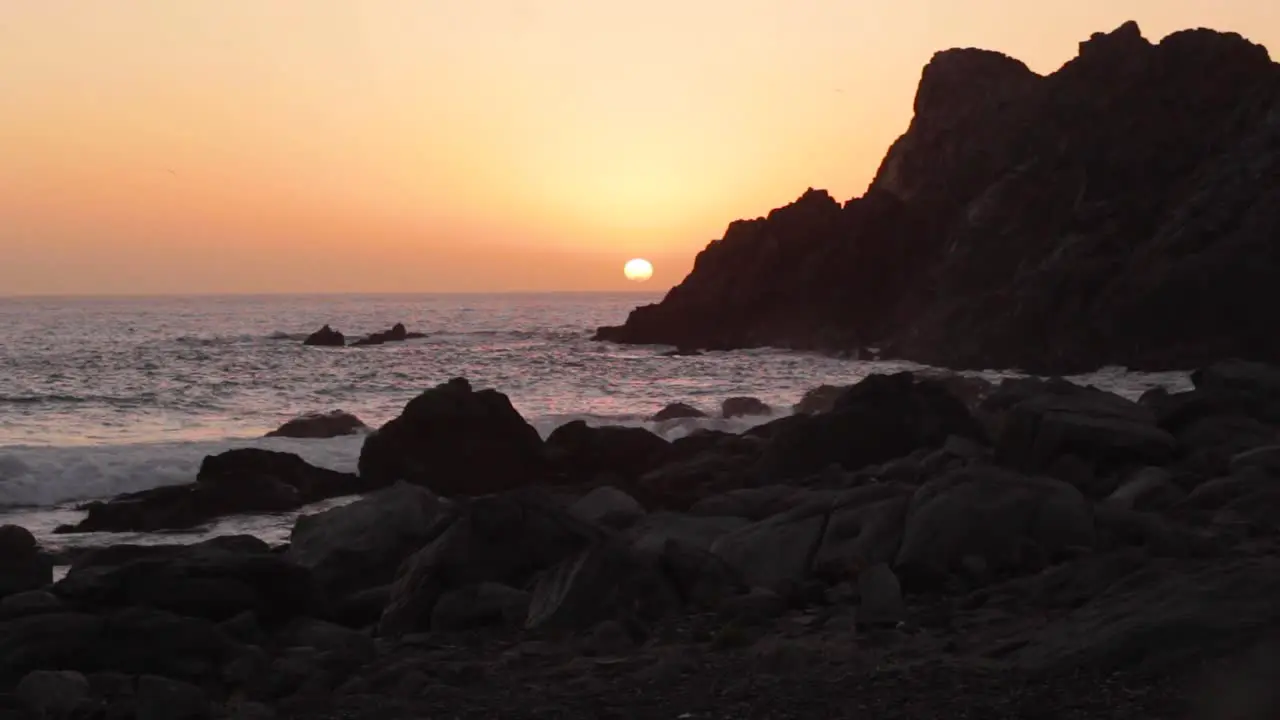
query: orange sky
1 1 1276 295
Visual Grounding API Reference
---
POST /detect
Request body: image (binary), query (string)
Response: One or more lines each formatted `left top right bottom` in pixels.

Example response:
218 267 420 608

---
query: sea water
0 292 1193 552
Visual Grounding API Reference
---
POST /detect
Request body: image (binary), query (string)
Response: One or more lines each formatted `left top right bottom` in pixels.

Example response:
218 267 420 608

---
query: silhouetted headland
595 21 1280 375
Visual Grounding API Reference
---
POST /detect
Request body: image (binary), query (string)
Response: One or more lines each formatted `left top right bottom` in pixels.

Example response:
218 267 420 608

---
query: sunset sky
2 1 1276 295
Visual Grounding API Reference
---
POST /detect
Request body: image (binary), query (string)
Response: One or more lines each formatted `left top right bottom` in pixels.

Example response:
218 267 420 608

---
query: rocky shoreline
595 22 1280 374
3 359 1280 718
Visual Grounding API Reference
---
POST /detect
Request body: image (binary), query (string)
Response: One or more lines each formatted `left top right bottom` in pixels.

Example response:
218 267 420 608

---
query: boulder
651 402 707 421
994 384 1176 478
689 485 808 521
635 449 761 510
710 496 834 590
758 373 985 480
134 675 211 720
895 467 1096 590
303 325 344 347
57 449 369 534
350 322 426 347
0 608 241 687
53 536 315 624
544 421 672 484
721 397 773 419
1191 359 1280 424
811 484 915 577
287 482 448 601
0 525 52 598
266 410 367 439
1103 467 1185 512
525 541 680 631
16 670 90 718
791 384 849 415
358 378 551 496
856 563 906 626
568 486 646 529
626 512 750 554
378 491 600 638
0 590 63 620
430 583 530 632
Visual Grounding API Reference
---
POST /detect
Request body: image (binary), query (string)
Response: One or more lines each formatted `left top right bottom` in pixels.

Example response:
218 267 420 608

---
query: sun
623 258 654 282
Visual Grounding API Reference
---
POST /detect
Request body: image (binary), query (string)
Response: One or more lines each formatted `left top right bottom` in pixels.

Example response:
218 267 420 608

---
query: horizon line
0 289 669 301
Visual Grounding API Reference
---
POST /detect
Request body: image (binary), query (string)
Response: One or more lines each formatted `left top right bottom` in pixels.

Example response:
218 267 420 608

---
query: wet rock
545 421 672 485
792 384 850 415
16 670 90 718
57 449 369 534
350 323 426 347
759 373 984 480
569 486 646 529
303 325 344 347
54 536 315 624
721 397 772 419
266 410 367 439
895 467 1095 591
431 583 530 632
378 491 599 638
287 481 448 600
0 525 52 598
651 402 708 421
358 377 551 496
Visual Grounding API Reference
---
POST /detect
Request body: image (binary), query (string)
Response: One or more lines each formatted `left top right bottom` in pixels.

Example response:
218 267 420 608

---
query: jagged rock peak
1079 20 1149 56
914 48 1038 117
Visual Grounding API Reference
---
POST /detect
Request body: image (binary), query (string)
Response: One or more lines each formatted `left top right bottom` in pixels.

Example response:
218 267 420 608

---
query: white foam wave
0 436 363 508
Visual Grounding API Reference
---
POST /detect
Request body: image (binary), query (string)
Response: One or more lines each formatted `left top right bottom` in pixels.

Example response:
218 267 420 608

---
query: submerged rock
721 396 773 419
652 403 708 421
303 325 345 347
350 323 426 347
266 410 367 439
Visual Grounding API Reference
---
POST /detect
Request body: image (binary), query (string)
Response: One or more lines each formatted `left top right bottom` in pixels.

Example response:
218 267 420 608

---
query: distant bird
166 169 176 177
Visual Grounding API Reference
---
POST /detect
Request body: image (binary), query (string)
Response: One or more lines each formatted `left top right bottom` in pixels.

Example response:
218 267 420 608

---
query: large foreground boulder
0 525 52 599
287 482 448 601
53 536 315 624
894 467 1095 590
758 373 985 480
378 491 600 637
57 449 370 533
358 378 552 496
544 421 672 485
0 607 244 689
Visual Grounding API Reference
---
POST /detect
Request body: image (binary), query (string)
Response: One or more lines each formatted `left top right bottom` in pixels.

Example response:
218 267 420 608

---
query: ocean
0 292 1194 554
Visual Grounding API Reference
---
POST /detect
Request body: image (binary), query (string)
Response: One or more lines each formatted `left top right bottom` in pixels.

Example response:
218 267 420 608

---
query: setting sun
623 258 654 282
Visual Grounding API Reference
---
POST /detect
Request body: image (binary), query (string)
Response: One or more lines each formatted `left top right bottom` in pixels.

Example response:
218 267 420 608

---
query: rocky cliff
594 22 1280 373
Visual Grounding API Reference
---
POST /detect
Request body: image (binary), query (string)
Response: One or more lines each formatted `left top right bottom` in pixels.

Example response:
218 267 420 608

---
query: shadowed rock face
595 22 1280 374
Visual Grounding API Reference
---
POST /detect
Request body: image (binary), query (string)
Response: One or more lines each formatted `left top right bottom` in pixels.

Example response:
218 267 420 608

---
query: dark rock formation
56 449 372 534
545 421 672 485
651 403 707 421
303 325 345 347
358 377 551 496
595 22 1280 373
721 396 772 419
265 410 367 439
351 323 426 347
0 526 52 599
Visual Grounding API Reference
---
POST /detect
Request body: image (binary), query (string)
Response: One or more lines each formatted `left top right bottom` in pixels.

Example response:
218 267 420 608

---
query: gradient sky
2 1 1276 295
